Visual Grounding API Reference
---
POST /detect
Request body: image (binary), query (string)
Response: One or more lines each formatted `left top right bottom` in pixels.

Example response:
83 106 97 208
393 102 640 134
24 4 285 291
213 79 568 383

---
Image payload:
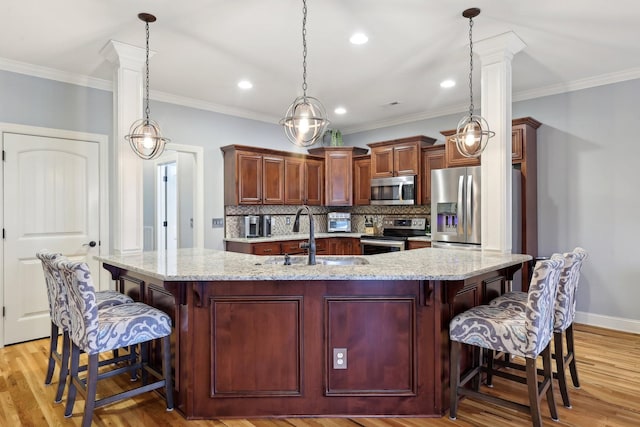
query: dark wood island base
103 262 521 419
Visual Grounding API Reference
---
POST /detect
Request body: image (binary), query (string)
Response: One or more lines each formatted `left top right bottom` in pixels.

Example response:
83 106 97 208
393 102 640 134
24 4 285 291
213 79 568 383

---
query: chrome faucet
292 205 316 265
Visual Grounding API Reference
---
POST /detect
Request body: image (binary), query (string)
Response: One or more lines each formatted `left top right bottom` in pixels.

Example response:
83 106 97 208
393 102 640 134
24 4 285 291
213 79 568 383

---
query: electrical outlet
286 217 291 225
333 348 347 369
212 218 224 228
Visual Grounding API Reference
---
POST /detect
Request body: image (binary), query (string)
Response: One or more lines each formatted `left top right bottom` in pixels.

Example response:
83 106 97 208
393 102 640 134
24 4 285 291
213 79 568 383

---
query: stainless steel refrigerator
431 166 521 249
431 166 482 248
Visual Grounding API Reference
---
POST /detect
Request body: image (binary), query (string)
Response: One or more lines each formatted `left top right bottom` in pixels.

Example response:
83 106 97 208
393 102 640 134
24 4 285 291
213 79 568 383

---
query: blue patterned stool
449 255 564 427
57 259 174 427
37 250 134 403
488 247 588 408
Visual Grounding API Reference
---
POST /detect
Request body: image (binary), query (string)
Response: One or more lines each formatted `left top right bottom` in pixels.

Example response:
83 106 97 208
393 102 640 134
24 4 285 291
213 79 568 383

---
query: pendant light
280 0 330 147
125 13 169 160
453 8 494 158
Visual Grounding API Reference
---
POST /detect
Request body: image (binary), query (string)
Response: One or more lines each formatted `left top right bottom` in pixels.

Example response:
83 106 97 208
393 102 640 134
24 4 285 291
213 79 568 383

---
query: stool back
57 260 101 355
36 250 70 331
524 254 564 358
554 247 588 332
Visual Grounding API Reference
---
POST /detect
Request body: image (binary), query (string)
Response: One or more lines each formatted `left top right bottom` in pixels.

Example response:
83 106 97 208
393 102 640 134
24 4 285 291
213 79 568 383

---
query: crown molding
0 57 112 92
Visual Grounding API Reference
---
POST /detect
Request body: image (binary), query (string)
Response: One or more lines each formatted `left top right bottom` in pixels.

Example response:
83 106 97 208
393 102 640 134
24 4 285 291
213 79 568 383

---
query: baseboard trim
575 311 640 334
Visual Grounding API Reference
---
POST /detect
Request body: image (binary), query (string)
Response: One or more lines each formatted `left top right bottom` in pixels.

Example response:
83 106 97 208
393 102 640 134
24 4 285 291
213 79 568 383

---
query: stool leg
566 324 580 388
45 322 58 385
449 341 461 420
486 350 494 387
64 343 81 418
542 345 559 421
163 336 174 411
81 353 99 427
554 330 571 408
526 357 543 427
54 332 70 403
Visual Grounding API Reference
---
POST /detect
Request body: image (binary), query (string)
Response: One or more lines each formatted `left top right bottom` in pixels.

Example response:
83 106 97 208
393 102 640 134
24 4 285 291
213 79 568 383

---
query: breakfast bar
98 248 530 419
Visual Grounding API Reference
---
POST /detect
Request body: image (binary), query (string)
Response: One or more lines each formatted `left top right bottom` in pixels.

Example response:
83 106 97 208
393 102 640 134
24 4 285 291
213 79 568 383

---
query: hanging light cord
301 0 308 99
144 19 151 124
467 16 474 118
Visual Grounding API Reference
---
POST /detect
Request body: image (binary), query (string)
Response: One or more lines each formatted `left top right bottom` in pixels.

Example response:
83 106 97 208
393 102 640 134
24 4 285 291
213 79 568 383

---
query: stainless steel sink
262 255 369 266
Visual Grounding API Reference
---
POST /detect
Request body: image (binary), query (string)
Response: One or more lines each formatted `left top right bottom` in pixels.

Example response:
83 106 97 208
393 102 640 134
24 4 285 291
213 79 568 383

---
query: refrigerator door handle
467 174 473 241
457 175 464 236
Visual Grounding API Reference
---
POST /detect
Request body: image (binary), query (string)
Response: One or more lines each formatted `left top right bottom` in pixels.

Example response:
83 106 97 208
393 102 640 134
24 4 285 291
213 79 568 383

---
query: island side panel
188 279 439 418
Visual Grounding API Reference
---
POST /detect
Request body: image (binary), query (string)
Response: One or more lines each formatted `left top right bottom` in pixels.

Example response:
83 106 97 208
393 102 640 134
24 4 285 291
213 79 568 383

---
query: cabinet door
511 127 524 162
252 242 281 256
370 146 394 178
284 156 305 205
444 135 481 168
237 152 263 204
353 156 371 206
393 143 420 176
304 158 324 205
421 145 445 205
263 155 285 204
325 150 353 206
407 240 431 250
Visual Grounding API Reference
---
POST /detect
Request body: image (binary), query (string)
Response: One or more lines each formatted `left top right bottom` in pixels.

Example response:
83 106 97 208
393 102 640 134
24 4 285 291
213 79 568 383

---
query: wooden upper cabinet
235 151 263 204
284 156 305 205
368 136 436 178
442 132 481 167
421 145 445 205
308 147 368 207
353 155 371 206
304 158 324 205
221 145 285 205
262 155 285 204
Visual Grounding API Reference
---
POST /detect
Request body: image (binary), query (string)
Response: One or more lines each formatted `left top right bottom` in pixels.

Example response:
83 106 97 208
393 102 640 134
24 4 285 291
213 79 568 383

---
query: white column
100 40 146 255
475 31 525 253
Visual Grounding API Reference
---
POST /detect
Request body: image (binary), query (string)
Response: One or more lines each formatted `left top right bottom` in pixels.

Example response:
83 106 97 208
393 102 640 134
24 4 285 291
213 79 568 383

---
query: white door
3 133 100 345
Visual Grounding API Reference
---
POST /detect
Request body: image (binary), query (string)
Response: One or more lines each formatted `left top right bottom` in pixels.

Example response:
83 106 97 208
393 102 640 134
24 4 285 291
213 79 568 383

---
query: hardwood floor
1 324 638 426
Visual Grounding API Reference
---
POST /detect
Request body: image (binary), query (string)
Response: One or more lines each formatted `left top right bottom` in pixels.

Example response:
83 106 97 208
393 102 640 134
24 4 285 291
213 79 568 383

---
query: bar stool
449 255 564 427
57 259 173 427
488 247 588 407
37 250 134 403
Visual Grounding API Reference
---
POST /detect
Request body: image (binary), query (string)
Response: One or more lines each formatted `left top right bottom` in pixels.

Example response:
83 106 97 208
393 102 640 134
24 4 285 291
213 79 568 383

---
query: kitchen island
98 248 530 419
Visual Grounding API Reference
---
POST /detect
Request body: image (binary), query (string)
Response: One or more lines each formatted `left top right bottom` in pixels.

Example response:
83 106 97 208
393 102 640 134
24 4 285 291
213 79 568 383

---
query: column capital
100 40 152 69
474 31 526 65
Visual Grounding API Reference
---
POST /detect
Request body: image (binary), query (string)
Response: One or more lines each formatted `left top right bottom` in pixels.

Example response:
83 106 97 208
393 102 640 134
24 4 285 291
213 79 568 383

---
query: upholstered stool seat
37 250 134 403
58 260 173 427
449 255 564 427
489 247 588 408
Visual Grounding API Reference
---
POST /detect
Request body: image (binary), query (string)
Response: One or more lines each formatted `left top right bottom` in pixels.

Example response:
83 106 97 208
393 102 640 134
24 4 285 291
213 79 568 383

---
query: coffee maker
243 215 261 238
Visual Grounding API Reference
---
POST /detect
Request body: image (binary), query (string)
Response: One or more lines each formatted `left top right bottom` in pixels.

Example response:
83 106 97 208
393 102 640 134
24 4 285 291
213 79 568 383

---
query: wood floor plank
0 323 639 426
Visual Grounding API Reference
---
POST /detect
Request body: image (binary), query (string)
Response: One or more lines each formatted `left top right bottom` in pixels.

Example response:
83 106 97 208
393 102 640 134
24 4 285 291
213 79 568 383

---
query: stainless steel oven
359 216 428 254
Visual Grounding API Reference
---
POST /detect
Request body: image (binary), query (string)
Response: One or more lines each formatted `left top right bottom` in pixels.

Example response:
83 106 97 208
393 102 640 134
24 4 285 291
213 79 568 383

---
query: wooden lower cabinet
226 237 358 256
407 240 431 250
106 263 517 419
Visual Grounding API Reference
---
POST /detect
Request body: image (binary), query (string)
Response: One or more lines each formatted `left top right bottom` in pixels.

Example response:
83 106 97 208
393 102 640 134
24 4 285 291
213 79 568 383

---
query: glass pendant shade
126 118 169 160
281 95 330 147
124 13 169 160
453 8 494 158
454 114 493 158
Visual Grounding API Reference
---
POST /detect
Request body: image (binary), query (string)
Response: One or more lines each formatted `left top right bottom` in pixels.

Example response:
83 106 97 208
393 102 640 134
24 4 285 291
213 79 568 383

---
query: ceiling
2 0 639 134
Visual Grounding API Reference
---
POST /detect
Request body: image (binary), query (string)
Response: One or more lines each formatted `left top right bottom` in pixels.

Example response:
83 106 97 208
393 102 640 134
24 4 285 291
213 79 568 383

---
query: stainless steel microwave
370 175 416 205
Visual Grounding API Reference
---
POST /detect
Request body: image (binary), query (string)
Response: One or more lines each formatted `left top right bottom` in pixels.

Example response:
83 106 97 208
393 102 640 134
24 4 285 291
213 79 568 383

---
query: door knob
83 241 97 247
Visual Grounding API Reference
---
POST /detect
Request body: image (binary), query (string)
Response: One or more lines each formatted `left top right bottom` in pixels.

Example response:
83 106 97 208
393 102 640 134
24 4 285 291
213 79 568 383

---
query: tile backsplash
224 205 430 238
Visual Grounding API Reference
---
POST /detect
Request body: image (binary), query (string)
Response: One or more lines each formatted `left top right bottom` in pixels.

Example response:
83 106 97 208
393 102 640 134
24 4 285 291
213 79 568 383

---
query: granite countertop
97 248 529 282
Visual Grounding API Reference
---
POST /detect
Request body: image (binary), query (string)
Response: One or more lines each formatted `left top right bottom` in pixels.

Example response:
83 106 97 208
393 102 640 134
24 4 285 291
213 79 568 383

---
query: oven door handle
360 239 406 249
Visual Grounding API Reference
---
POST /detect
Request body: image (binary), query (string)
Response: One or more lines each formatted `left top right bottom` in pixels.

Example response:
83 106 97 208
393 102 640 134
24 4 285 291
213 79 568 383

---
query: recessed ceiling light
349 32 368 45
237 80 253 89
334 107 347 115
440 79 456 88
